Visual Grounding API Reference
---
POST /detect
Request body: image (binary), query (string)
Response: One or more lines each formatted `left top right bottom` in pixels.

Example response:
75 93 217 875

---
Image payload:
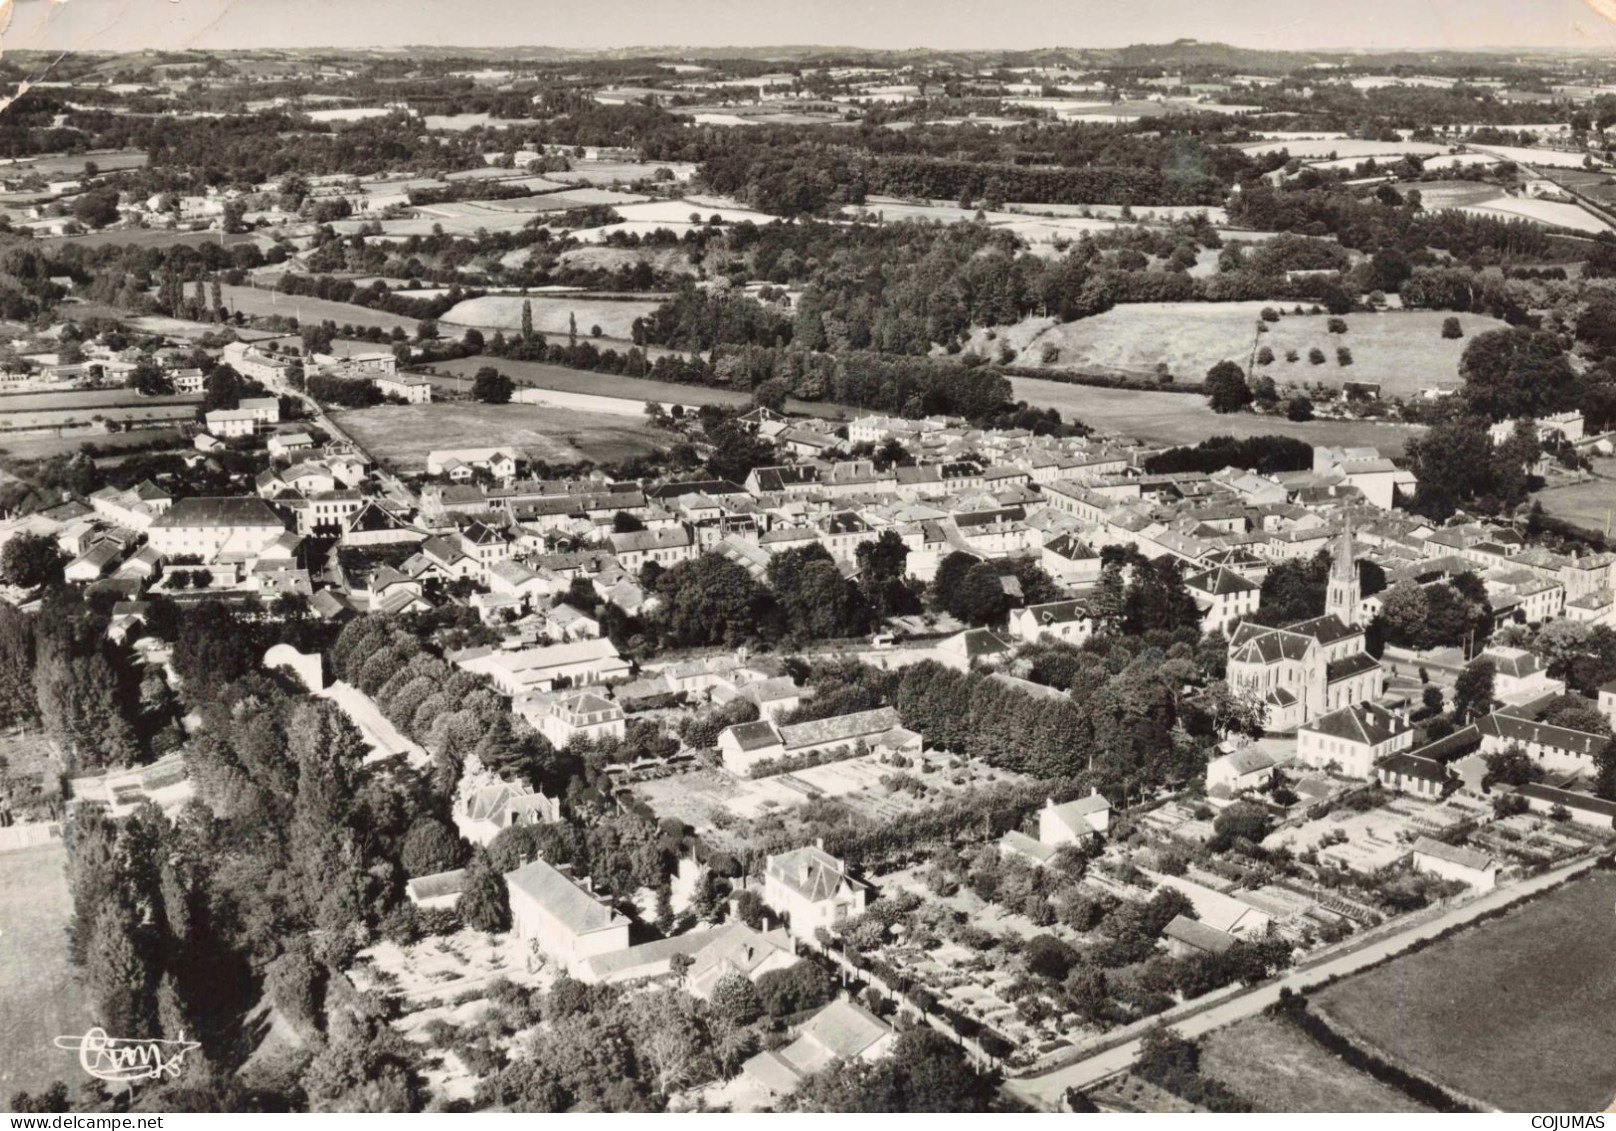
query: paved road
1005 855 1602 1110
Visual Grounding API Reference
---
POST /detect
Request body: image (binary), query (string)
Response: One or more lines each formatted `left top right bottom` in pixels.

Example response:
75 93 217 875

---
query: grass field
3 404 196 430
1313 870 1616 1112
428 356 849 420
0 390 199 413
40 229 257 253
1200 1016 1436 1113
219 285 420 334
437 294 664 339
986 304 1507 397
1532 461 1616 533
0 841 91 1105
331 402 668 472
1011 375 1423 453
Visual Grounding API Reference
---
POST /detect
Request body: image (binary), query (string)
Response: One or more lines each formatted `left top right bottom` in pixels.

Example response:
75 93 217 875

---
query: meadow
330 401 668 472
438 294 665 339
1312 870 1616 1112
986 303 1506 398
0 841 91 1104
1533 461 1616 533
1199 1016 1436 1113
218 285 420 334
1009 374 1423 453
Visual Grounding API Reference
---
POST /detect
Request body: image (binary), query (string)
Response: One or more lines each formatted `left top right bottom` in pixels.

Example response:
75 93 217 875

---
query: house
204 408 258 438
1205 746 1276 796
1184 565 1260 635
374 373 432 403
1410 836 1499 892
1149 873 1272 937
1476 710 1606 774
505 857 631 976
741 1000 894 1101
1039 790 1111 846
1162 914 1238 959
267 432 315 459
148 497 289 560
1514 783 1616 829
1376 751 1452 798
63 539 122 583
452 755 561 845
685 920 798 1000
719 707 916 776
718 720 786 772
1478 645 1565 704
935 627 1013 671
762 846 868 938
237 397 281 425
88 481 172 531
1008 599 1094 647
427 447 519 480
528 690 626 748
1041 533 1101 586
1296 702 1414 778
608 525 695 570
454 638 631 696
405 869 467 910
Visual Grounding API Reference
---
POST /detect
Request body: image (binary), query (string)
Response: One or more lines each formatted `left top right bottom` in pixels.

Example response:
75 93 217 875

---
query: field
427 356 847 419
437 294 664 339
0 841 91 1104
1010 375 1423 454
218 284 420 334
1239 138 1452 159
1460 197 1611 233
0 149 146 177
330 402 668 472
0 390 199 413
1533 461 1616 532
982 303 1507 397
1312 870 1616 1112
1200 1016 1436 1113
39 229 259 252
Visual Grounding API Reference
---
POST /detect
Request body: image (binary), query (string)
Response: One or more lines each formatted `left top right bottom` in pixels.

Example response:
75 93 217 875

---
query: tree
457 848 510 932
755 961 834 1017
652 554 765 648
1204 361 1252 414
704 417 775 482
1452 657 1496 723
400 818 466 878
709 971 763 1026
1285 395 1313 422
1460 327 1575 423
753 377 790 413
2 532 65 587
1441 316 1463 339
71 187 121 229
129 356 172 397
953 561 1010 625
785 1028 995 1112
471 367 514 404
520 299 534 342
88 898 155 1039
1209 802 1271 851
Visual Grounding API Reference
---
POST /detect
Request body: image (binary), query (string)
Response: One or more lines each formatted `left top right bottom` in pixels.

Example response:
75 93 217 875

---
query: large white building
505 858 630 976
147 497 289 559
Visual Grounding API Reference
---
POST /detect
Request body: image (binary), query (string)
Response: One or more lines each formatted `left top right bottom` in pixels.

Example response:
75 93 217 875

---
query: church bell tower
1325 524 1360 627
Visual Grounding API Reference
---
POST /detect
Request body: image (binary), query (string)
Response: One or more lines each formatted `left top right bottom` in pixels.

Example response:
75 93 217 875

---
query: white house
1410 836 1498 892
455 638 631 696
762 846 868 939
451 755 561 845
505 857 631 976
1296 702 1414 779
1008 600 1094 647
148 497 289 560
1205 746 1277 796
528 690 626 748
1039 790 1111 846
741 1000 894 1101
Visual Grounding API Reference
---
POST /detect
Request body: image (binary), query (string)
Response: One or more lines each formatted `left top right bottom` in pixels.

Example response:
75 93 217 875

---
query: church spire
1325 521 1360 626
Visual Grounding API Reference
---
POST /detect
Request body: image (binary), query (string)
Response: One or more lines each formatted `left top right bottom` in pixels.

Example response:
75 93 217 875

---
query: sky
6 0 1616 55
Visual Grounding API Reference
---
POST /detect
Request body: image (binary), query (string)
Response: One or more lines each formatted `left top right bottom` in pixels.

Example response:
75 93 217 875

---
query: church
1225 528 1383 732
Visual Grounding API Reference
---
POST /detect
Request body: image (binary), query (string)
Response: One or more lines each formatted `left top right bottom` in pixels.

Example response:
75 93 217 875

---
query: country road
1005 854 1603 1110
